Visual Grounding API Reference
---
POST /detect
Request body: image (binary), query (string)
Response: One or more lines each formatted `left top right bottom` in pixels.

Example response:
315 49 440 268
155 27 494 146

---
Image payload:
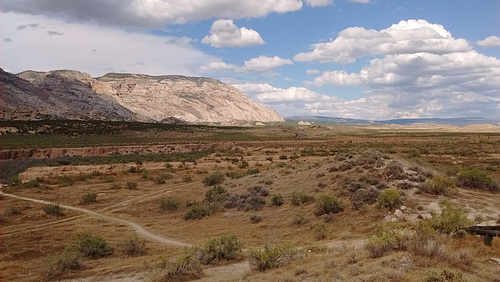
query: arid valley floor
1 122 499 281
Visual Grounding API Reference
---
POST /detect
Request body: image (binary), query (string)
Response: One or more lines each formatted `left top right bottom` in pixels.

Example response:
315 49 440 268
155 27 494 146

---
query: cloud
200 56 292 73
202 19 265 48
294 19 471 63
477 36 500 47
306 69 320 74
1 0 303 28
304 0 333 7
1 12 216 77
349 0 370 3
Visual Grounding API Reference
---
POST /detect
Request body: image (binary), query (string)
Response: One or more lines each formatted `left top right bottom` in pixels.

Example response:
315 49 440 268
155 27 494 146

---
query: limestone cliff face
1 68 284 123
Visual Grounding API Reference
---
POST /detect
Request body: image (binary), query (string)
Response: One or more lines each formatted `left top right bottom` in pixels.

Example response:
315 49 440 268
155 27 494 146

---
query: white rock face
6 69 284 123
92 73 284 123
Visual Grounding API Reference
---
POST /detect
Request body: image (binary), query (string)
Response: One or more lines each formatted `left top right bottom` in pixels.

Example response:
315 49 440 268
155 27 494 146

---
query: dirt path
0 191 190 247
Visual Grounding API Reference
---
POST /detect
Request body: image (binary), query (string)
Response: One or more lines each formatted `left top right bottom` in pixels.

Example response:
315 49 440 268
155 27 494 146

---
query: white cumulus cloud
202 19 265 48
294 19 471 63
200 56 292 73
477 36 500 47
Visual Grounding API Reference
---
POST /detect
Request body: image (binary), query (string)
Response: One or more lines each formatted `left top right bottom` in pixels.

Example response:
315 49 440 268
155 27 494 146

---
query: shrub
184 205 210 220
5 205 21 215
249 243 296 272
160 198 181 211
155 173 172 184
290 190 314 206
384 161 406 180
250 215 263 223
279 155 288 160
81 192 97 204
270 193 284 206
456 167 499 191
44 249 83 279
59 175 74 186
73 232 113 259
226 171 245 179
202 172 224 186
151 250 202 282
197 235 243 264
364 225 408 258
315 195 344 216
110 182 122 189
351 188 380 210
419 203 472 234
126 181 138 190
204 185 228 204
43 203 63 216
246 168 260 175
423 269 465 282
313 223 328 240
420 175 456 195
117 235 147 256
291 212 307 226
377 189 401 209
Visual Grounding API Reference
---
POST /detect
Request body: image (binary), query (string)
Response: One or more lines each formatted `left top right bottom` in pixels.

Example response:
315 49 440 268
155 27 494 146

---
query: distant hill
1 68 284 124
287 116 500 126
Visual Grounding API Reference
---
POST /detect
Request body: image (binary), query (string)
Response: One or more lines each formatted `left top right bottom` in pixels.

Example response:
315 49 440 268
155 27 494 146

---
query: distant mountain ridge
1 68 284 124
287 116 500 126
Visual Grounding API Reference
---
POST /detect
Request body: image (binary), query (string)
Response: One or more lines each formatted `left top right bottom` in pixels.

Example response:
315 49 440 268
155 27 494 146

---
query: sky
1 0 499 120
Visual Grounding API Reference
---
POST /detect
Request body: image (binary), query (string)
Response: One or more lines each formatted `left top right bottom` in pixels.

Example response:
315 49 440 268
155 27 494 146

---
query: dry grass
1 126 500 281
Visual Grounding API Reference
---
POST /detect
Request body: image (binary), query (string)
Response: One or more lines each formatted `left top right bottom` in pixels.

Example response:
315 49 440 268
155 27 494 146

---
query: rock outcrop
1 68 284 124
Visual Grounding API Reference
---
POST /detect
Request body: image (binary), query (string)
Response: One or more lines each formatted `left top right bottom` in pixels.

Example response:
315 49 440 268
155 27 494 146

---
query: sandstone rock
1 68 284 123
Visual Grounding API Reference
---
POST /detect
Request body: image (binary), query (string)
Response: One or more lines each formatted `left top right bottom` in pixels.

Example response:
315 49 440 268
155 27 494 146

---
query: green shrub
290 190 314 206
44 249 83 279
198 235 243 264
419 203 472 234
202 172 225 186
377 189 401 209
456 167 499 191
117 235 147 256
59 175 74 187
270 193 284 206
314 195 344 216
43 203 63 216
160 198 181 211
126 181 138 190
151 250 202 281
420 175 457 195
246 168 260 175
155 173 172 184
81 192 97 204
184 205 210 220
249 243 296 272
73 232 113 259
364 225 408 258
204 185 228 204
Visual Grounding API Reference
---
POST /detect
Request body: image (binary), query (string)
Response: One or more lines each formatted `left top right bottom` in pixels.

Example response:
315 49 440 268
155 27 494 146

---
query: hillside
0 68 284 124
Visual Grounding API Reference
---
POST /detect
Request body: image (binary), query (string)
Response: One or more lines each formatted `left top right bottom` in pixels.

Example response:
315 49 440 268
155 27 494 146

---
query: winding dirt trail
0 191 190 247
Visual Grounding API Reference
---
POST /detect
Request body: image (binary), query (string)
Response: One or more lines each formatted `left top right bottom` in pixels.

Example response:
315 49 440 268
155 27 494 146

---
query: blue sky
1 0 499 120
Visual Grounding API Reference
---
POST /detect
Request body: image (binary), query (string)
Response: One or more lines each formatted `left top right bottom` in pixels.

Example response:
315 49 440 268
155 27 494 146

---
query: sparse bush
315 195 344 216
204 185 228 204
456 167 499 191
419 202 472 234
73 232 113 259
290 190 314 206
246 168 260 175
126 181 138 190
197 235 243 264
160 198 181 211
249 243 296 272
184 205 210 220
377 189 401 209
351 188 380 210
420 175 457 195
384 161 406 180
182 174 192 182
155 173 172 184
270 193 284 206
117 235 147 256
59 175 74 187
202 172 225 186
423 269 465 282
81 192 97 204
291 212 307 226
279 155 288 160
43 203 63 216
44 249 83 279
151 250 202 281
110 182 122 189
313 223 328 240
5 205 21 215
250 215 263 223
226 171 245 179
365 225 408 258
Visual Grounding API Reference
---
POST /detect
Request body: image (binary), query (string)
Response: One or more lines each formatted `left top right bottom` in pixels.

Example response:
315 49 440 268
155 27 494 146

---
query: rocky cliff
1 68 284 124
